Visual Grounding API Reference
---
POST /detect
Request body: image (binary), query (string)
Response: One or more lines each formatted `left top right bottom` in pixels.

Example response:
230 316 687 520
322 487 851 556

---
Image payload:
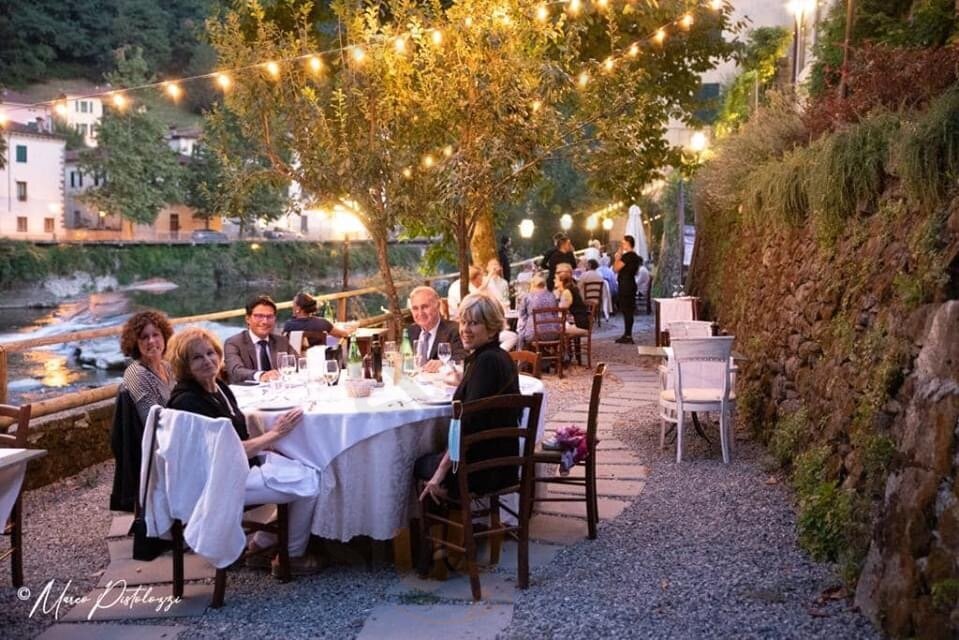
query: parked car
263 228 301 240
190 230 230 244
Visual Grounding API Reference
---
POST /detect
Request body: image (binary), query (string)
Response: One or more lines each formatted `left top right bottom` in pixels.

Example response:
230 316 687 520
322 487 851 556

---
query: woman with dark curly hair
120 310 175 424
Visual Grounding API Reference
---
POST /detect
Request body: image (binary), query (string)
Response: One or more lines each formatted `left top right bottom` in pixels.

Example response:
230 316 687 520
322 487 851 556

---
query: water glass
437 342 452 369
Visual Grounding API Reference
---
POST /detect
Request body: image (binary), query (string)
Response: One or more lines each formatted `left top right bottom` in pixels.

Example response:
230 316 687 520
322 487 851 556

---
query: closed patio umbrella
626 204 649 262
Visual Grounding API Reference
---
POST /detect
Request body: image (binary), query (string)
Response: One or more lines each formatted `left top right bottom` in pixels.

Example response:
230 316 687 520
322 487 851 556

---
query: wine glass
323 359 340 387
278 353 296 393
297 356 309 386
437 342 452 370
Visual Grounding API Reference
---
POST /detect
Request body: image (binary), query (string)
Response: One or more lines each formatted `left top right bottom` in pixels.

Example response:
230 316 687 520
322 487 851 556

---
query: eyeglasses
251 313 275 321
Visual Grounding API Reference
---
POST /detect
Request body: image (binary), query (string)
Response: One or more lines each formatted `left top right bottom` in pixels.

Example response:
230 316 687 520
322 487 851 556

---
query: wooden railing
0 255 544 420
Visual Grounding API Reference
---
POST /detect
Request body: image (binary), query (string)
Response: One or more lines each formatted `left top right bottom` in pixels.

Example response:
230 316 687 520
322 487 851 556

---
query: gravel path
0 314 880 639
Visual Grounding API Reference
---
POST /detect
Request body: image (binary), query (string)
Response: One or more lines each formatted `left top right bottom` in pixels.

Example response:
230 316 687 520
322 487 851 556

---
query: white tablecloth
0 450 30 527
236 375 546 541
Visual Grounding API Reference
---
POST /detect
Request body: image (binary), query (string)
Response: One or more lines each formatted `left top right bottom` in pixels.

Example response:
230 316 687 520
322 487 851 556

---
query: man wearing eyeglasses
224 295 291 383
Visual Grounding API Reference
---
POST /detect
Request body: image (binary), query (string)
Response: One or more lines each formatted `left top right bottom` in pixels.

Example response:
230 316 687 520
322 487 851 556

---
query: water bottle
347 338 363 380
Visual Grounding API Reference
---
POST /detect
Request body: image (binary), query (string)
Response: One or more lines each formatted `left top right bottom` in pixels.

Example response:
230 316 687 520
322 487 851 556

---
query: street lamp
519 218 535 239
559 213 572 231
602 217 614 246
585 215 598 232
333 204 365 321
788 0 816 84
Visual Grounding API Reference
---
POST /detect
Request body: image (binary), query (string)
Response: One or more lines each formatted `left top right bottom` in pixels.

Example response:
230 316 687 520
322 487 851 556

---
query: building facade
0 123 66 240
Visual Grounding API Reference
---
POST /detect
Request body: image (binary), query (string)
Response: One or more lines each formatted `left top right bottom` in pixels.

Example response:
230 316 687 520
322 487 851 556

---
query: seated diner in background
165 327 323 574
408 286 467 373
121 310 176 425
282 292 355 346
516 275 561 349
447 266 484 318
415 293 521 504
483 258 511 309
555 265 590 337
224 295 291 384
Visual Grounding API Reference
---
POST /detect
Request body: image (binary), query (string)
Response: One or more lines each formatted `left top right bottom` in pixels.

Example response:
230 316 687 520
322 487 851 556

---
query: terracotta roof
5 121 66 141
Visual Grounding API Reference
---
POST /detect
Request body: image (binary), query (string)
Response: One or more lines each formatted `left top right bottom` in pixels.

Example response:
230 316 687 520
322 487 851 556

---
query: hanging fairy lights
0 0 728 165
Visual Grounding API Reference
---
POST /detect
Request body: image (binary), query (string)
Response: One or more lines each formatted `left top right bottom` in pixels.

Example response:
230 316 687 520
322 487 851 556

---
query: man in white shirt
447 266 484 317
483 258 511 308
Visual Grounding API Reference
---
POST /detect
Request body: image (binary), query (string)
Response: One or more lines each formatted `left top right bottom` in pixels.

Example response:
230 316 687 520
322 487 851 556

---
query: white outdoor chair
658 336 736 464
666 321 714 339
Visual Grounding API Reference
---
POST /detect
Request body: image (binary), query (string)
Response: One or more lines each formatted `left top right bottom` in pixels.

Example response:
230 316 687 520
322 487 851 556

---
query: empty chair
582 281 604 327
530 307 567 378
658 337 736 464
667 320 714 339
509 350 542 379
653 297 700 346
530 363 606 538
0 403 32 587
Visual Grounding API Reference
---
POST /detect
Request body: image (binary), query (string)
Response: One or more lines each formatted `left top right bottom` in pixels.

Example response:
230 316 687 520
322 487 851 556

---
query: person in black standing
546 235 576 292
614 235 641 344
498 235 513 284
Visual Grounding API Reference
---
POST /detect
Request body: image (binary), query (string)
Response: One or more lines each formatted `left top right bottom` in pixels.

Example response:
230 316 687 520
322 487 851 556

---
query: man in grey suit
407 286 466 373
224 295 291 383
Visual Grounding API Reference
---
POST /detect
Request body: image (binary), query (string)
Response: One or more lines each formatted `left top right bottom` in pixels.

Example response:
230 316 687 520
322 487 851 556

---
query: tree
184 106 293 234
78 47 183 225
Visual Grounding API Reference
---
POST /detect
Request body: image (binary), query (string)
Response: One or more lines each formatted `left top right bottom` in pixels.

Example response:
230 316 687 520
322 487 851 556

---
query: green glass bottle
347 338 363 380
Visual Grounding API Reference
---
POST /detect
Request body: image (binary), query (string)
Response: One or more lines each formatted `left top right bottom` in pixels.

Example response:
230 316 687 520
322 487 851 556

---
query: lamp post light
333 204 365 321
788 0 815 85
602 217 614 247
559 213 572 232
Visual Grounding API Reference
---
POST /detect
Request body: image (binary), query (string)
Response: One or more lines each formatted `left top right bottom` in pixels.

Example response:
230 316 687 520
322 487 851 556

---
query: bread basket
344 379 374 398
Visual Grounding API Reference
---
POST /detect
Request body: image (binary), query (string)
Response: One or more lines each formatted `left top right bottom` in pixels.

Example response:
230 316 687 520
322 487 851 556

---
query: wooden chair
582 281 604 327
530 364 606 539
509 350 541 379
0 403 32 588
530 307 567 378
417 393 544 601
171 505 291 608
636 275 653 315
439 298 451 321
564 302 595 369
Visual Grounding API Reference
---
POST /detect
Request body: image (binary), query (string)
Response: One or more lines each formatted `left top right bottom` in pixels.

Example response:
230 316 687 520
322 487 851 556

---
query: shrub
770 408 810 467
792 444 831 497
897 88 959 208
743 144 813 228
797 481 853 563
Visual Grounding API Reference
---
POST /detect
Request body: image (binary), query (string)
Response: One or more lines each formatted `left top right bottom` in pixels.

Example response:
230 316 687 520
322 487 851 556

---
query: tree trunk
837 0 856 99
371 227 403 337
470 208 497 271
457 214 471 299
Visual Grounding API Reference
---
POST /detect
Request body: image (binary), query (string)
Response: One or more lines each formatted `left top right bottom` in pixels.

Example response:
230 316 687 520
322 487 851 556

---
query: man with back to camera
407 286 467 373
613 235 641 344
224 294 291 383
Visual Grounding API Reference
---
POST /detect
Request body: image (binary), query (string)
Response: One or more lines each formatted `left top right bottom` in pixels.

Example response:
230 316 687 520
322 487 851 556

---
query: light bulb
216 73 232 90
395 37 407 54
431 29 443 46
680 13 694 29
654 29 666 45
351 47 366 63
265 61 280 78
164 83 182 100
422 154 435 168
443 145 453 158
568 0 582 15
628 43 640 57
536 5 549 21
402 167 413 179
308 56 323 73
531 99 542 112
578 71 589 87
604 57 614 72
111 93 127 109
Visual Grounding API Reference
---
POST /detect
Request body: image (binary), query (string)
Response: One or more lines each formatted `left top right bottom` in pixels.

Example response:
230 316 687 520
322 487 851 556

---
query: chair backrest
285 331 304 355
667 321 714 339
302 330 327 352
531 306 566 343
439 298 451 321
670 337 734 407
585 300 598 330
0 403 31 448
453 392 544 502
585 363 607 449
509 350 541 378
654 297 700 346
582 281 603 304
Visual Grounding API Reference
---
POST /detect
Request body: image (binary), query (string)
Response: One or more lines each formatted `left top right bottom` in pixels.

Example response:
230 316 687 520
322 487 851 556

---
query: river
0 281 404 406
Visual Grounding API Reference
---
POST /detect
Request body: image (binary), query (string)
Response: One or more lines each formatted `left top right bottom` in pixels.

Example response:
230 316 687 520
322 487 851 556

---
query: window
44 218 55 233
300 216 309 233
70 171 77 188
15 145 26 163
16 217 27 232
77 123 88 137
16 181 27 201
73 210 82 226
94 173 100 187
78 172 84 188
78 100 90 114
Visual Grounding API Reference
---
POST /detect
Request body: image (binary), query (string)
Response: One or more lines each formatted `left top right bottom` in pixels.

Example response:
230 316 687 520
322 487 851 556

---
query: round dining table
233 374 547 542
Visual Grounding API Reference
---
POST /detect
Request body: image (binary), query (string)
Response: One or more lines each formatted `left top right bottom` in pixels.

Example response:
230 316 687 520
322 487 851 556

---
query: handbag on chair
131 414 172 561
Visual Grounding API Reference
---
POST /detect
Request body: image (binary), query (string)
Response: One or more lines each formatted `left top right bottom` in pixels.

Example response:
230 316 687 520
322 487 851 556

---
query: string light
464 16 474 27
216 73 232 91
431 29 443 46
54 103 68 117
680 13 694 29
710 0 723 10
578 71 589 87
351 46 366 63
603 57 615 72
402 167 413 179
265 61 281 78
531 99 542 112
422 154 435 168
596 0 609 10
164 82 182 100
111 93 127 109
443 145 453 158
654 29 666 45
0 113 7 127
536 5 549 21
568 0 582 15
308 56 323 73
394 36 407 54
628 43 640 57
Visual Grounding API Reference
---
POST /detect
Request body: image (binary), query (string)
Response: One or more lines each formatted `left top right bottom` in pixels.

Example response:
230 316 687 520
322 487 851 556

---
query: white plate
256 403 298 412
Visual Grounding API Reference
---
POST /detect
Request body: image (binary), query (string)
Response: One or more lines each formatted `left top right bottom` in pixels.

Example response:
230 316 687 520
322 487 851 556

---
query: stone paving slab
596 438 629 450
536 496 628 521
36 623 185 640
481 540 564 573
386 572 518 604
548 478 646 497
108 515 134 539
99 539 215 587
528 514 591 545
357 604 513 640
62 584 214 622
595 451 643 464
569 464 649 481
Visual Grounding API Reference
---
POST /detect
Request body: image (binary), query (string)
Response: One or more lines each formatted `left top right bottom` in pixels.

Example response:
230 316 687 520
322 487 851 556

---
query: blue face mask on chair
449 401 463 474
